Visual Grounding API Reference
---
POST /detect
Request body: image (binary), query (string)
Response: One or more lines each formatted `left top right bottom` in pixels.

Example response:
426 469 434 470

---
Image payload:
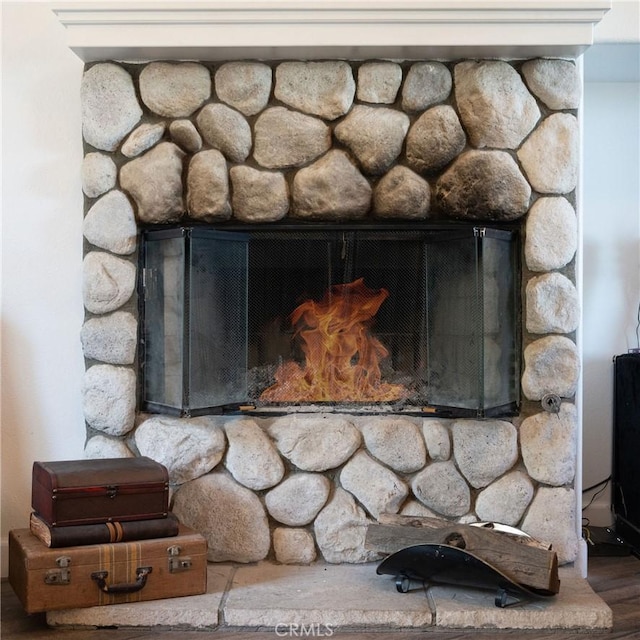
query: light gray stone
357 61 402 104
518 113 579 194
224 418 284 490
313 487 380 563
187 149 231 221
46 562 611 631
521 403 578 486
82 252 136 315
265 473 330 526
140 61 211 117
83 190 137 255
474 471 534 526
230 166 289 222
522 59 581 110
435 150 531 221
399 499 439 518
120 142 185 223
275 61 355 120
82 152 117 198
135 415 226 485
224 563 432 628
82 365 136 436
360 416 426 472
81 63 142 152
373 166 430 219
195 103 252 163
253 107 331 169
452 420 518 489
215 61 272 116
340 451 408 519
526 272 580 334
405 105 466 174
81 311 137 365
454 60 540 149
291 150 372 220
121 122 165 158
84 435 134 459
525 197 577 272
172 472 270 563
273 528 317 564
169 119 203 153
411 461 471 517
334 105 409 175
402 61 452 112
268 415 361 471
457 514 479 525
522 335 580 401
431 566 611 629
521 487 578 564
422 419 451 461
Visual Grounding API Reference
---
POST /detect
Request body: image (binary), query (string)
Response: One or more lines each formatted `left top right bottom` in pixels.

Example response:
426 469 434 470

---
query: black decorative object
376 543 556 608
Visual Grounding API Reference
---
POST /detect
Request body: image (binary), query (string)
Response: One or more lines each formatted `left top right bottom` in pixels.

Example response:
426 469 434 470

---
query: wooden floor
2 554 639 640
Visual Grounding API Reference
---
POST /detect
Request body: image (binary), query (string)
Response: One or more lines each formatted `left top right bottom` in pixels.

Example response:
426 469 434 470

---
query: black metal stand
377 544 555 609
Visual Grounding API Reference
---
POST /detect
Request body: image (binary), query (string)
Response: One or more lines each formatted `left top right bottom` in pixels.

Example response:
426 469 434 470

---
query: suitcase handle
91 566 152 594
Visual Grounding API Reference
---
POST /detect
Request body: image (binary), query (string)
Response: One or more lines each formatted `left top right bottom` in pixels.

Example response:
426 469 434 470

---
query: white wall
581 77 640 525
1 3 87 574
1 2 638 576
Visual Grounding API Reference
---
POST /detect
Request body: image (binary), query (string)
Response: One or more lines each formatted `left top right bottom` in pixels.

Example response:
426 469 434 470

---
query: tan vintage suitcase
8 524 207 613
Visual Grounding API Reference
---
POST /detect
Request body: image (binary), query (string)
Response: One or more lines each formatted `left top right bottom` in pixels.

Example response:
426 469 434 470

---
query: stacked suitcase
9 457 207 613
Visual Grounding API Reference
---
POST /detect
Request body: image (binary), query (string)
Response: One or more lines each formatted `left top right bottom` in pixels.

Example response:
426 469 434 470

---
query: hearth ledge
45 563 612 631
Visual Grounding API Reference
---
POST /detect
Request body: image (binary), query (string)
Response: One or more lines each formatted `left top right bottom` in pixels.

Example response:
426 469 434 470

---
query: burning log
366 513 560 594
260 278 408 402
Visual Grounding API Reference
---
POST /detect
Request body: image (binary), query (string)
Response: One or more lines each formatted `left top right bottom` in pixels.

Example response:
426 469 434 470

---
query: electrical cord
583 476 611 494
582 477 611 512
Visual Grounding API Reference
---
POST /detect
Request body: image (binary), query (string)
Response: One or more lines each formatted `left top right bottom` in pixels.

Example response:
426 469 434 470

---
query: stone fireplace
44 4 618 590
79 53 584 568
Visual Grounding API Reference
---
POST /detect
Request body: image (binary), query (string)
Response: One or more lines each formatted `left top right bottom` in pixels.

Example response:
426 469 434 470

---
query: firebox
139 224 520 418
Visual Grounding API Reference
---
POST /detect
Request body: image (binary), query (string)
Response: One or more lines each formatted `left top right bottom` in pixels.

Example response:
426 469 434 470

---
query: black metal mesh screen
246 230 429 406
140 226 520 416
188 230 248 409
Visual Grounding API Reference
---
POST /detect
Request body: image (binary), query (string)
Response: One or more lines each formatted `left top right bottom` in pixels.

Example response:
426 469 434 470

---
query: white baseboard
577 537 588 577
582 498 614 528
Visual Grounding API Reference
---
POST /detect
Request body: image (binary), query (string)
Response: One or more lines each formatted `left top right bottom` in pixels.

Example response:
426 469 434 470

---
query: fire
260 278 408 403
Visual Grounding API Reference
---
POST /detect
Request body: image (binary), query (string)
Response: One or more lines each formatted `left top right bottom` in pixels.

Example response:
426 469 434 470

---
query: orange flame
260 278 408 403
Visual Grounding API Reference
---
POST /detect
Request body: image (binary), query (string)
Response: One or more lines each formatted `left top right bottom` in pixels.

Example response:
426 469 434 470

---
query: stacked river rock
80 58 582 566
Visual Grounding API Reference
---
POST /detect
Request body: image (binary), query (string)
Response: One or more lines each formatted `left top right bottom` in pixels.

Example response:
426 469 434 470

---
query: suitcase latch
167 545 192 573
106 485 118 499
44 556 71 585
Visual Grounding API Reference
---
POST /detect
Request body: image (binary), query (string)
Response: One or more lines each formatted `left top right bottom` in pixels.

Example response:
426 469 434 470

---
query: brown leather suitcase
8 525 207 613
31 457 169 527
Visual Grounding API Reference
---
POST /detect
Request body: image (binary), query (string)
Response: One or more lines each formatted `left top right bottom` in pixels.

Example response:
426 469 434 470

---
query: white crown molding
53 0 612 62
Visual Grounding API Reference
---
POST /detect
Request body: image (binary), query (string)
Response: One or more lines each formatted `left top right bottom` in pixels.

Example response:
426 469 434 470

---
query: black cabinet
613 353 640 551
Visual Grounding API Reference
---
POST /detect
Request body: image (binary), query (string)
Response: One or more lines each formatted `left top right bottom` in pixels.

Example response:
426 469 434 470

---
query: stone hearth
80 57 582 568
46 563 612 631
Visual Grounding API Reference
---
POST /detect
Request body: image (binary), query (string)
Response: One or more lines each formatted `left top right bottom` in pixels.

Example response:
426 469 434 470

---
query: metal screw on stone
541 394 561 413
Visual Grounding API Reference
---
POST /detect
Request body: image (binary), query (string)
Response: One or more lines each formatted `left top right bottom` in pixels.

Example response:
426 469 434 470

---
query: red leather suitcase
9 525 207 613
31 457 169 527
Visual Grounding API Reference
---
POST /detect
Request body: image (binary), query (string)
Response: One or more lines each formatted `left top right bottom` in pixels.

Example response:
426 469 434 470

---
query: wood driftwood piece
366 514 560 594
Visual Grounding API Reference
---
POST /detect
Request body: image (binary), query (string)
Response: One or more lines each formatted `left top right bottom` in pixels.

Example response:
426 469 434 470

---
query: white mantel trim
53 0 612 62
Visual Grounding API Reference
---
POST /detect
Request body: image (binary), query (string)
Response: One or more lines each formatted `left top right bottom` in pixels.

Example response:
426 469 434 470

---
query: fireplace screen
139 225 520 418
